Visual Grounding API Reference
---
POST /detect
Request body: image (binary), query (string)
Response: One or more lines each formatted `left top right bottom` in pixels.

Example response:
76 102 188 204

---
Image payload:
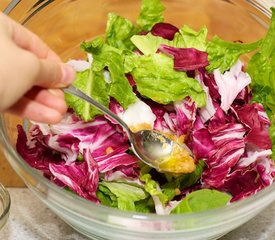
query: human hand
0 13 75 124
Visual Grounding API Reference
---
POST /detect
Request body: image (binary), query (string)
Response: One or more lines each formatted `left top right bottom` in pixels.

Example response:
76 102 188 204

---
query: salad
17 0 275 215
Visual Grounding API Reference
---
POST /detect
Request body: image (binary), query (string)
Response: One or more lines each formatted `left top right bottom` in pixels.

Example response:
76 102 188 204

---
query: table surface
0 188 275 240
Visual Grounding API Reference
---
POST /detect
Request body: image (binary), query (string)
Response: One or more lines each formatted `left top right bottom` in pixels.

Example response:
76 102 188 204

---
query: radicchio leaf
202 122 247 188
49 148 99 202
222 155 275 201
159 44 209 71
151 22 179 40
213 60 251 112
233 103 272 150
188 117 215 160
16 125 64 176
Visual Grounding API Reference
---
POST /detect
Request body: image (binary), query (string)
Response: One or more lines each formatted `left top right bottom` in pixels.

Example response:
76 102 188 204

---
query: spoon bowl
129 129 174 168
64 85 192 173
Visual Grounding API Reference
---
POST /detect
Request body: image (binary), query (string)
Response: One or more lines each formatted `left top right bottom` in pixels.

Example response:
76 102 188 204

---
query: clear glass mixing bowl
1 0 275 239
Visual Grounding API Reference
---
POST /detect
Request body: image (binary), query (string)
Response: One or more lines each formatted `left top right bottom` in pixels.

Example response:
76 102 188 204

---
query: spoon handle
63 85 131 134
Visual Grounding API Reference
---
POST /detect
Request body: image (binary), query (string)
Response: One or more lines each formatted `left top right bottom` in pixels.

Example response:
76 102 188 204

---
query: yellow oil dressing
158 142 195 173
154 132 195 173
131 123 195 174
130 123 153 132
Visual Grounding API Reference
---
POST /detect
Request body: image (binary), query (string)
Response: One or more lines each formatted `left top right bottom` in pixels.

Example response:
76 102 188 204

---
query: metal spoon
64 85 192 172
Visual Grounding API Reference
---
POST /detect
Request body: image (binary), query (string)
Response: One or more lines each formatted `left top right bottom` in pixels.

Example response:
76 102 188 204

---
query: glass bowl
0 183 10 231
1 0 275 239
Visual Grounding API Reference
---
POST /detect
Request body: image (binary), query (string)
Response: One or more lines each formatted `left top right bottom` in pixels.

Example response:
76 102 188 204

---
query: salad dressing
157 136 195 174
131 122 195 174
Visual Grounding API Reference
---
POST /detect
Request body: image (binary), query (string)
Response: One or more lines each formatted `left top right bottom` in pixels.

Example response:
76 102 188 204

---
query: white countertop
0 188 275 240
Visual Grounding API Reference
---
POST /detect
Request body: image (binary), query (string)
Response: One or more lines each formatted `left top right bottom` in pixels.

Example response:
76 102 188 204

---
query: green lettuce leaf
248 7 275 109
81 38 137 109
96 184 118 208
105 13 138 51
81 37 106 55
163 160 205 185
161 160 205 200
247 8 275 161
137 0 165 31
131 33 171 55
135 197 155 213
103 0 165 52
171 189 231 214
130 26 207 55
179 160 205 189
140 173 169 205
206 36 260 73
102 51 137 108
177 25 208 51
125 53 206 106
65 69 109 121
97 181 149 212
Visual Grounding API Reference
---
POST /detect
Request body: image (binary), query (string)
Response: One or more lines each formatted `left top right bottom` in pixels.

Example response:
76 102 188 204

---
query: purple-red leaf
151 22 179 40
49 148 99 202
222 156 275 201
189 117 215 160
234 103 272 149
159 44 209 71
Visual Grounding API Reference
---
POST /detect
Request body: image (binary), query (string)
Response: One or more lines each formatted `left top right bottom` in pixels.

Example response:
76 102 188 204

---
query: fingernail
61 64 76 85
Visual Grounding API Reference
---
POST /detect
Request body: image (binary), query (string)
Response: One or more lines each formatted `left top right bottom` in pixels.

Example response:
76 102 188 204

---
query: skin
0 13 76 124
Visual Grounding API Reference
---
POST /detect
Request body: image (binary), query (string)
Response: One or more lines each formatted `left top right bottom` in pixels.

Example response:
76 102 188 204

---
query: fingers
8 88 68 124
25 87 67 114
0 13 60 61
0 44 75 111
35 59 76 88
8 96 65 124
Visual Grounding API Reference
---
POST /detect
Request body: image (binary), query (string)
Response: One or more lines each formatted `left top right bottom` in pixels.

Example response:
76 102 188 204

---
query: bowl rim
0 182 11 225
1 0 275 224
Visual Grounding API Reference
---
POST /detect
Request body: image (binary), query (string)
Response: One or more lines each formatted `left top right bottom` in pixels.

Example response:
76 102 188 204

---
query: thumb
35 59 76 88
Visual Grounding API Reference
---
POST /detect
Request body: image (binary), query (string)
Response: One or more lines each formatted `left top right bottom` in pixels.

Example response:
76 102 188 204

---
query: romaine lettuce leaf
177 25 208 51
97 181 149 211
247 7 275 161
103 51 137 108
81 37 106 55
206 36 260 73
104 0 165 51
65 69 109 121
135 197 155 213
137 0 165 31
140 173 169 205
131 33 171 55
125 53 206 106
81 38 137 110
179 160 205 189
161 160 205 194
105 13 138 51
171 189 231 214
248 8 275 110
96 184 119 208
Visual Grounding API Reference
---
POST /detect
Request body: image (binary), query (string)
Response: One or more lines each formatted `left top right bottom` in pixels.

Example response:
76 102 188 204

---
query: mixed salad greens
16 0 275 214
